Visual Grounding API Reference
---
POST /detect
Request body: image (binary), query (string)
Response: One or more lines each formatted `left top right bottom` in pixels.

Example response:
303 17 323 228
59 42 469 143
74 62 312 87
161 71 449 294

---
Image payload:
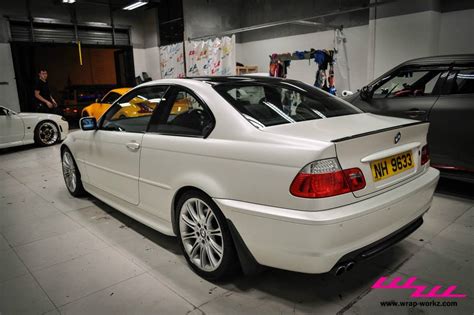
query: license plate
371 151 415 182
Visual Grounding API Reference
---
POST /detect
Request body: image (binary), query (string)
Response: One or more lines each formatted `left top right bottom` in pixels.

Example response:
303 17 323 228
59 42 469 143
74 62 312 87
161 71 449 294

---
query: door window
100 85 168 133
373 69 446 98
148 89 214 137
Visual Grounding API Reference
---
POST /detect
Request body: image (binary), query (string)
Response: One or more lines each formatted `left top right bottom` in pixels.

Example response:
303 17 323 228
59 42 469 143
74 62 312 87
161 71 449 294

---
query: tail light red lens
290 159 366 198
343 168 366 191
421 145 430 165
137 104 152 113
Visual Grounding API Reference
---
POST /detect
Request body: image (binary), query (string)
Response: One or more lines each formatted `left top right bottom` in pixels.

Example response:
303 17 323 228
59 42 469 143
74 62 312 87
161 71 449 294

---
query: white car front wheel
35 121 59 146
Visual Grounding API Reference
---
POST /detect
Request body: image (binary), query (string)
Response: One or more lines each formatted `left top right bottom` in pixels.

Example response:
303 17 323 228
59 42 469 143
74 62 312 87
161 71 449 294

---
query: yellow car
82 87 191 120
82 88 131 120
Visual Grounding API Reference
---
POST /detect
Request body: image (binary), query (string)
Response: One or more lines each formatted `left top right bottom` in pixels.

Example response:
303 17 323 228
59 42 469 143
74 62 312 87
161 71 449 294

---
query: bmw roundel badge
394 132 401 144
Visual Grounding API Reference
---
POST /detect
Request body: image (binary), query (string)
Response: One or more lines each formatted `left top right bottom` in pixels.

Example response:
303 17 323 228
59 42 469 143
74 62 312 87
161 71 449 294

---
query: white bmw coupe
61 77 439 280
0 106 69 149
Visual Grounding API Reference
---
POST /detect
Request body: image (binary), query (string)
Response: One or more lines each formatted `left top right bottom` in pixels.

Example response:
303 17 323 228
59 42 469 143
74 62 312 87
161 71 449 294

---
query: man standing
34 68 58 113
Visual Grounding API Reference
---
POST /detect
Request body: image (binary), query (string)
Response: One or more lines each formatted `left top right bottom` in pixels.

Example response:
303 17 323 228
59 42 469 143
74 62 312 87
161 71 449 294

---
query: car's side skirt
83 182 176 237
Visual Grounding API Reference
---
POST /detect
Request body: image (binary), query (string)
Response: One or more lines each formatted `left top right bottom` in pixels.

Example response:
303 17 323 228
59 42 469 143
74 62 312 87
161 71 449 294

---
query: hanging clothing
269 54 288 78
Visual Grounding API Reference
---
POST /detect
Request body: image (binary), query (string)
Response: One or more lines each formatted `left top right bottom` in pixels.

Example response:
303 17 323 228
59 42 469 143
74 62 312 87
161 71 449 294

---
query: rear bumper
214 167 439 274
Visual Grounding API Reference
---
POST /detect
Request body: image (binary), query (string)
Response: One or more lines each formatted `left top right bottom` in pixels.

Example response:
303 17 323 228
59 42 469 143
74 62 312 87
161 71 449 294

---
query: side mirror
80 117 97 131
360 85 372 101
341 90 353 97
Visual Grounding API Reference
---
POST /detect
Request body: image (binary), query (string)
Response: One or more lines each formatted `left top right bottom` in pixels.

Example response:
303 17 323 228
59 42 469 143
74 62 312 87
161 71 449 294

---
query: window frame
97 85 171 133
146 85 216 138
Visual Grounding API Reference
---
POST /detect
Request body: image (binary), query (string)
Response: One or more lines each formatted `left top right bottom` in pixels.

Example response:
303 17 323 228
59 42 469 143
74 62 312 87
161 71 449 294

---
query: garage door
9 19 130 46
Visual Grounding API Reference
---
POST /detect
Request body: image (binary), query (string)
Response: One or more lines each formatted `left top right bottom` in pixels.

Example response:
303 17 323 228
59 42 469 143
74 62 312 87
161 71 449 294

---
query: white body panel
0 107 69 149
63 79 439 274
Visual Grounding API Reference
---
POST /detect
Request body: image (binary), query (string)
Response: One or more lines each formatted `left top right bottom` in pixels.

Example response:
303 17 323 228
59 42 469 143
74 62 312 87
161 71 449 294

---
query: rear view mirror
80 117 97 131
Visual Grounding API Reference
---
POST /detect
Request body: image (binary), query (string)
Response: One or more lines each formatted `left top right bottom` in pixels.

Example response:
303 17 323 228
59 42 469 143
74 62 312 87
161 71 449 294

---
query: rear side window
214 81 360 127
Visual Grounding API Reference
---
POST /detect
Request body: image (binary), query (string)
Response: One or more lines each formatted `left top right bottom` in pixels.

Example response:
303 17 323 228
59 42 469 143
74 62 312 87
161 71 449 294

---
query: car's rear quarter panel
138 133 338 223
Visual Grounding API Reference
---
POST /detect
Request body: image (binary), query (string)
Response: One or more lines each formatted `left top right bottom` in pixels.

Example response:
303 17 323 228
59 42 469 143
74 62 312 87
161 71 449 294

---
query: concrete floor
0 143 472 315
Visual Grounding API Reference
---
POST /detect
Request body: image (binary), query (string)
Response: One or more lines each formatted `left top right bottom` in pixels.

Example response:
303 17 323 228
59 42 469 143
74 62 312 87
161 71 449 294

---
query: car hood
262 113 415 143
17 112 63 120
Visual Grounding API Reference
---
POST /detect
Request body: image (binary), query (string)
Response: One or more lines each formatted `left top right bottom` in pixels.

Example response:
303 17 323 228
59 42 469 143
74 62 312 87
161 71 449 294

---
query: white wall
369 9 474 81
237 25 369 93
237 9 474 93
133 47 161 81
0 43 20 112
133 48 147 78
438 9 474 55
144 47 161 81
369 11 441 79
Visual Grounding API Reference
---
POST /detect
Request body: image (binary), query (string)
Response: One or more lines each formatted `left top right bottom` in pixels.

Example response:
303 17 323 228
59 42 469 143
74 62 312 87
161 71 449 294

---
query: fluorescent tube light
123 1 148 10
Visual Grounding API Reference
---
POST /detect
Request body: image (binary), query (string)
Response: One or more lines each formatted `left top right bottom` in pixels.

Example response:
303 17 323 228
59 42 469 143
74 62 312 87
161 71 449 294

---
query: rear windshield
214 80 361 127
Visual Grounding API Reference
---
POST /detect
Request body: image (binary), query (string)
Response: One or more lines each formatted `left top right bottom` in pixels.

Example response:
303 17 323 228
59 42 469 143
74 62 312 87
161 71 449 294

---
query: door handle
126 142 140 151
405 109 427 118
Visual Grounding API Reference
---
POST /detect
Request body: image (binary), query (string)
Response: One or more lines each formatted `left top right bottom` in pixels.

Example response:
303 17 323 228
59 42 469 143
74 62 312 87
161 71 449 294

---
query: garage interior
0 0 473 314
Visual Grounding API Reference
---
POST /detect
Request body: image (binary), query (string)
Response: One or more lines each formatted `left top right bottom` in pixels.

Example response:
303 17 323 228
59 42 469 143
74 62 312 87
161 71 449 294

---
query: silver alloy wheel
179 198 224 272
38 122 59 145
62 151 77 193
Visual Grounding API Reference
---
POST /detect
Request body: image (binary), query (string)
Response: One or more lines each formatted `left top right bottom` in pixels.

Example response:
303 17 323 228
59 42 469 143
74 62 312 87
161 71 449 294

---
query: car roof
399 54 474 66
110 87 132 95
189 76 289 85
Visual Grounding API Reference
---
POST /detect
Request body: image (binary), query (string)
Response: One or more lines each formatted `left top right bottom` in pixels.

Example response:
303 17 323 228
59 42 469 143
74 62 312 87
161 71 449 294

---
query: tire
176 190 238 281
34 120 60 146
61 148 86 197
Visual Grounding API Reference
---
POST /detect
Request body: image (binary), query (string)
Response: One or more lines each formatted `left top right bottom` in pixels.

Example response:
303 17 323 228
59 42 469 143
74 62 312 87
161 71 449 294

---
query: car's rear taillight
421 145 430 165
137 104 152 113
290 158 366 198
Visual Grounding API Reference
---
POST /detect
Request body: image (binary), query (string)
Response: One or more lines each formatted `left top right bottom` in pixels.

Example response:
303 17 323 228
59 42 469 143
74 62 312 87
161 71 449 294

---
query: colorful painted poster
185 35 236 77
159 42 185 79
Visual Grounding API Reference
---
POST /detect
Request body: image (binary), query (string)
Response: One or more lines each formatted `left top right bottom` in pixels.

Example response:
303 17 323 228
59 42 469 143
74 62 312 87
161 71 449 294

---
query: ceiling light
123 0 148 10
62 0 76 3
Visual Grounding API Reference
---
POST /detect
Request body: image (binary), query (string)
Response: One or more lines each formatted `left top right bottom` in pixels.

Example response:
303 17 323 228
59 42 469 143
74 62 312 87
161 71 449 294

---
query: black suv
345 55 474 183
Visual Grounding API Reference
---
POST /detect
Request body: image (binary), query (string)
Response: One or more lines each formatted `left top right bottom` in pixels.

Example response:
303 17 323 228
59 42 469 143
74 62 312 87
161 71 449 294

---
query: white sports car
61 77 439 280
0 106 69 149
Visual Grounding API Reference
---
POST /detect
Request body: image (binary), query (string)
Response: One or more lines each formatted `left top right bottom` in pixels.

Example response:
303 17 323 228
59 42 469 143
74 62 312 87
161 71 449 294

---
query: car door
139 86 215 221
368 66 449 121
83 85 169 205
428 66 474 171
0 107 24 146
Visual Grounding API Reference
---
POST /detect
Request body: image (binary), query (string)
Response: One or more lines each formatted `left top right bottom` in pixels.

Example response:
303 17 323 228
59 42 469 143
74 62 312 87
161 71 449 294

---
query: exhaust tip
346 261 355 271
335 265 346 276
